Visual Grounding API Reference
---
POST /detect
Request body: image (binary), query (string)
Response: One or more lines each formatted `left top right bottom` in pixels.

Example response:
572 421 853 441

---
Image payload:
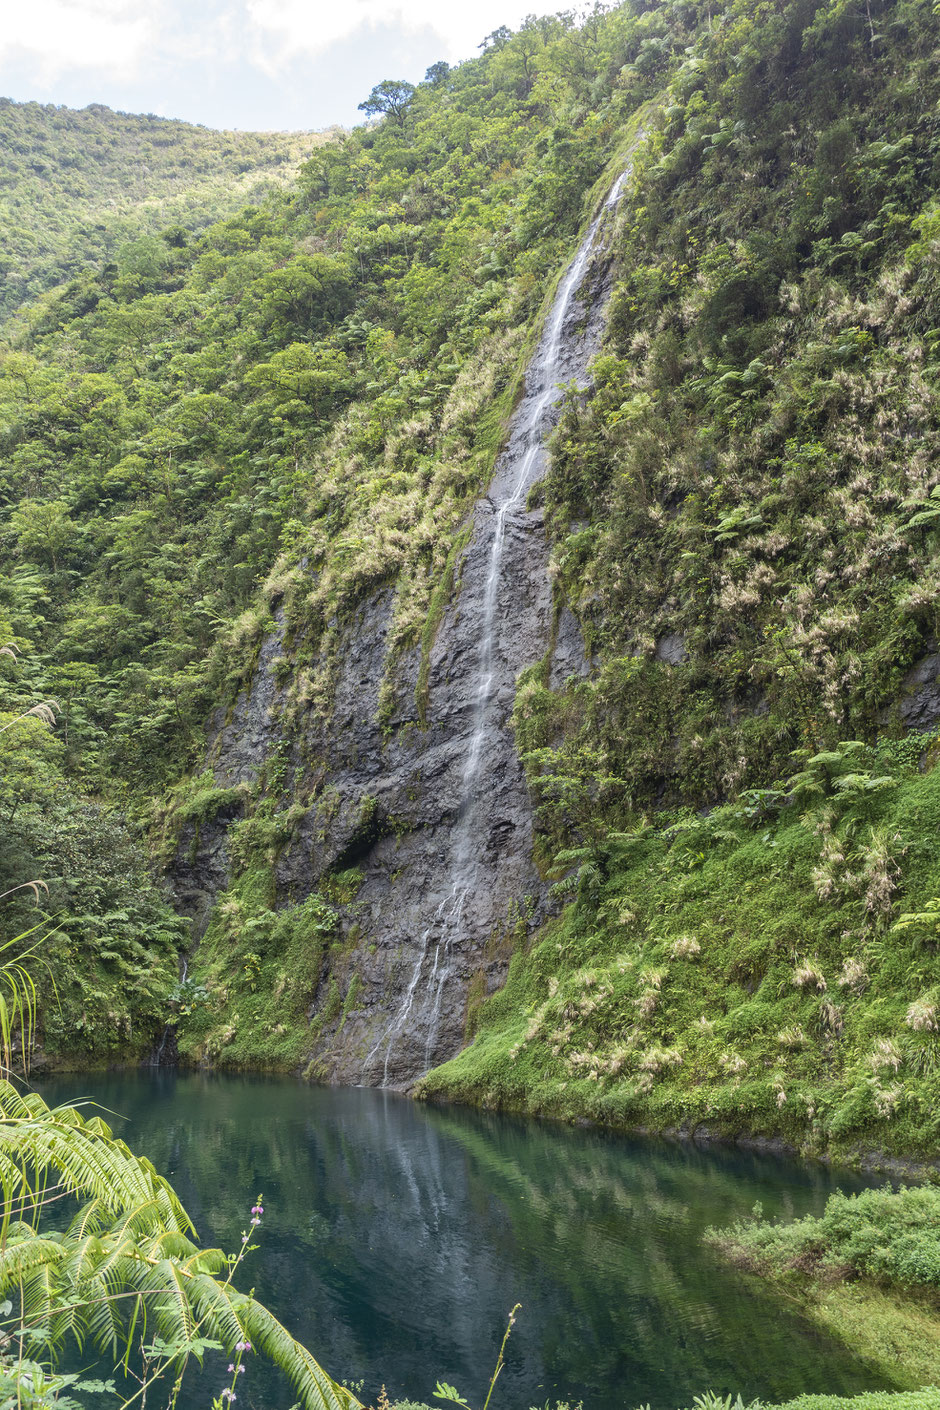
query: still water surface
37 1072 892 1410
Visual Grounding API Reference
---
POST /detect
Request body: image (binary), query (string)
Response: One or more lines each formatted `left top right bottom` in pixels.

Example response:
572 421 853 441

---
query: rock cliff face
171 171 632 1088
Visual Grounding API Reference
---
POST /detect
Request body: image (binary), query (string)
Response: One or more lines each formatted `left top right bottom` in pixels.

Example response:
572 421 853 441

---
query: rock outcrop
171 168 633 1088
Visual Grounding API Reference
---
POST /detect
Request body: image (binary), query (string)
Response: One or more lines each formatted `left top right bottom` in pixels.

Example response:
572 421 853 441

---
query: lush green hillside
2 0 940 1167
0 5 690 1061
519 0 940 822
421 0 940 1159
0 98 330 323
419 742 940 1160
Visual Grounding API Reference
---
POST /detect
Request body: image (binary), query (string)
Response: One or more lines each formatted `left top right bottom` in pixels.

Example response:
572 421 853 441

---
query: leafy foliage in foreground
391 1393 940 1410
0 1078 356 1410
651 1395 940 1410
764 1395 940 1410
402 1400 940 1410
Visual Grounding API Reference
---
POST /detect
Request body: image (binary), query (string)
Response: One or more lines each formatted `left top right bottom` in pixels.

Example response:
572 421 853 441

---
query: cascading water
148 956 188 1068
180 155 640 1088
463 169 630 806
361 166 631 1086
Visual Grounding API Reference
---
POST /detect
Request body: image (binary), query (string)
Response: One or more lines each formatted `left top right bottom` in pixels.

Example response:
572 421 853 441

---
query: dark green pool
37 1071 893 1410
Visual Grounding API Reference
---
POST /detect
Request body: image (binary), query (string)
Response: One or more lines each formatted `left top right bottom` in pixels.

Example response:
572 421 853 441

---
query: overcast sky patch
0 0 555 130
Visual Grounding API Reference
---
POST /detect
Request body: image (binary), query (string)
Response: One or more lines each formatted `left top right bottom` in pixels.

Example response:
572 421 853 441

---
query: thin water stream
365 169 629 1083
39 1072 894 1410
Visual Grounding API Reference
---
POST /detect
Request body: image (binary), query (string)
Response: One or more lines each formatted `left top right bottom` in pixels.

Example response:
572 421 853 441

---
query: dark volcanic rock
655 633 687 666
170 171 634 1089
898 651 940 731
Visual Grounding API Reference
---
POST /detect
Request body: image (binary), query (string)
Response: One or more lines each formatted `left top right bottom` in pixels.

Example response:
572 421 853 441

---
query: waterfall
170 141 649 1090
364 166 630 1086
460 181 626 812
147 954 188 1067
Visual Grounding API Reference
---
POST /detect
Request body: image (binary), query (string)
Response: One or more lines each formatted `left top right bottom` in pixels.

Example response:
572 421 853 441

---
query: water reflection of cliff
39 1073 892 1410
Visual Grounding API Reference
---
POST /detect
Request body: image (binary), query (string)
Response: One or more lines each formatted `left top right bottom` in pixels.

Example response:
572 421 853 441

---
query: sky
0 0 559 132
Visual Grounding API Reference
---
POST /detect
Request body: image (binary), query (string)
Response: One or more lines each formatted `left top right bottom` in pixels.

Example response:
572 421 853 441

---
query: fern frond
0 1083 356 1410
0 1081 193 1233
236 1294 360 1410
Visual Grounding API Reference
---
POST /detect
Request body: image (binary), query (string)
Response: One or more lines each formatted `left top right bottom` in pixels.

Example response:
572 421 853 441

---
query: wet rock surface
897 650 940 731
171 814 237 941
655 633 687 666
170 177 630 1089
211 612 288 787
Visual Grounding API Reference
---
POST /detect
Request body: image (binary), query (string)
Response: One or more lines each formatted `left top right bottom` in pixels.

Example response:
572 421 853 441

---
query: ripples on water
37 1072 892 1410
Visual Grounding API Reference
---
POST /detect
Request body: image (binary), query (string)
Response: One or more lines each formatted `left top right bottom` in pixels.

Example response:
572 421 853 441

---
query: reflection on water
37 1072 892 1410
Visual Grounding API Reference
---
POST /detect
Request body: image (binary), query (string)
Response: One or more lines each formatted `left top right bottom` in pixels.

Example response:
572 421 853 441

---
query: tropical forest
2 0 940 1408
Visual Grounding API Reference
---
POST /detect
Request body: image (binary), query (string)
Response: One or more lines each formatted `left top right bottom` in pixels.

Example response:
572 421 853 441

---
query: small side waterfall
146 956 188 1067
362 166 630 1085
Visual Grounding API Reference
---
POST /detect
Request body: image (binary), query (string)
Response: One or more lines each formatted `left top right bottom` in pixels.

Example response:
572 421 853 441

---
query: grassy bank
391 1392 940 1410
706 1187 940 1390
760 1396 940 1410
418 742 940 1163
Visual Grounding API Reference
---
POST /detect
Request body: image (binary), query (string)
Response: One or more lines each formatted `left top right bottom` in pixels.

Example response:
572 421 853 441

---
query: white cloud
0 0 152 79
0 0 564 128
244 0 541 69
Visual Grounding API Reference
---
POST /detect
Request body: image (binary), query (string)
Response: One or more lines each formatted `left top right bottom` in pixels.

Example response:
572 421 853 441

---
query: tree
0 706 62 823
357 80 416 129
247 343 352 422
251 256 353 342
478 26 511 50
9 501 75 574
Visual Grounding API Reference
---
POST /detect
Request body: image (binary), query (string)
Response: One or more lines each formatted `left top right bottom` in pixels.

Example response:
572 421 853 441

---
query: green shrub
709 1186 940 1291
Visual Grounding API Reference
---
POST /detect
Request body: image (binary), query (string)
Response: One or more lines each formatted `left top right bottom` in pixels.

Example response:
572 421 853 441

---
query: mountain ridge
0 95 331 322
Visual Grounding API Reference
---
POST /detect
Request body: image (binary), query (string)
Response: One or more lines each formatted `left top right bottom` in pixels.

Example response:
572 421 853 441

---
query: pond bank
33 1042 940 1182
706 1185 940 1393
416 1079 940 1183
